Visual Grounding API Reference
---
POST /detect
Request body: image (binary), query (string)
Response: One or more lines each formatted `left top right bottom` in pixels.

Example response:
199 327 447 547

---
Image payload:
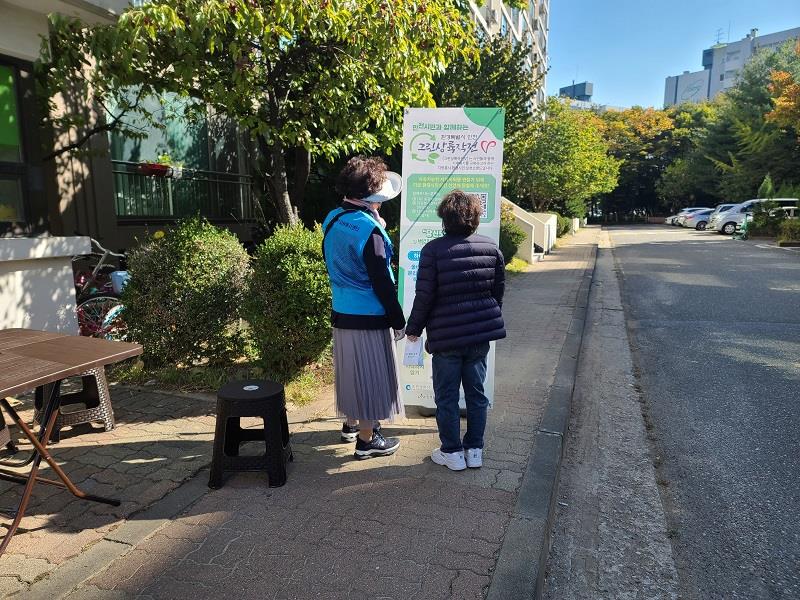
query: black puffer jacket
406 233 506 353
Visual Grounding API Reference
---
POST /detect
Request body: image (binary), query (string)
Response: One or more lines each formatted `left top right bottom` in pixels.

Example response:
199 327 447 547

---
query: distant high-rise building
557 82 624 113
471 1 549 108
664 26 800 107
560 81 594 102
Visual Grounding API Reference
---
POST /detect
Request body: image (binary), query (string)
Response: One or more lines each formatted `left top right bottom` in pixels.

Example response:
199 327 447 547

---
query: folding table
0 328 142 555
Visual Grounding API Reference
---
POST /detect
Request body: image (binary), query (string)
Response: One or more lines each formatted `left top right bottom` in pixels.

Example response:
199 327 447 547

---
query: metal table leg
0 382 120 557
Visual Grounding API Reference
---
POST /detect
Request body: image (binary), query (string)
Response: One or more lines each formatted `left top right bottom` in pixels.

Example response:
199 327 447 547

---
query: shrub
779 219 800 242
499 216 526 265
246 224 332 381
555 214 573 237
122 218 252 367
750 201 785 237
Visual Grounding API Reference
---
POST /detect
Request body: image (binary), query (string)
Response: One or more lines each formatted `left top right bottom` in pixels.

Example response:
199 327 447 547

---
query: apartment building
0 0 252 244
471 0 549 108
664 26 800 107
1 0 128 238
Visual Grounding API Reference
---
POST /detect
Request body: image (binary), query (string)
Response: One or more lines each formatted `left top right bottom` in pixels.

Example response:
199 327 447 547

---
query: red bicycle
73 239 128 339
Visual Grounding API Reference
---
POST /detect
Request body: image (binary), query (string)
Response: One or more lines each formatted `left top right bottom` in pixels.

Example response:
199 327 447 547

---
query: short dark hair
438 190 482 235
336 156 387 200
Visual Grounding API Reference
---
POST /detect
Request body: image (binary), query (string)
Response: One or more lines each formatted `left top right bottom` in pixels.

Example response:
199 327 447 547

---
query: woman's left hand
393 328 406 341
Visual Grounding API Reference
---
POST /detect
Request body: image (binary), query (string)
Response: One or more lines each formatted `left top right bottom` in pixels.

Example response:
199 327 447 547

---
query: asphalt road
609 225 800 600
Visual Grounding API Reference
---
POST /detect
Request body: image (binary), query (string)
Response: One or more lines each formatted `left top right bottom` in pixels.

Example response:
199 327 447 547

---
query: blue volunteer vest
322 207 395 316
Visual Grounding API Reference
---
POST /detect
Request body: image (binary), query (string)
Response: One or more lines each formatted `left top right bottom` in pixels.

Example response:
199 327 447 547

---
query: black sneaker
341 423 359 442
353 431 400 460
341 422 382 443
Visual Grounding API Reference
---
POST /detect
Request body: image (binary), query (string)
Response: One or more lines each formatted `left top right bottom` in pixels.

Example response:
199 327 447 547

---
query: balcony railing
112 160 256 222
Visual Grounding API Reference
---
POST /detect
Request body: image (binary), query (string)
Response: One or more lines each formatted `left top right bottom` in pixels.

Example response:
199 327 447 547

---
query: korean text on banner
398 107 505 410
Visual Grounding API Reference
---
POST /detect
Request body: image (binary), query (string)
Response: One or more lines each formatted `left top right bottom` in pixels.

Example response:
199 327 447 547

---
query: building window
0 64 25 223
501 15 508 38
109 92 253 221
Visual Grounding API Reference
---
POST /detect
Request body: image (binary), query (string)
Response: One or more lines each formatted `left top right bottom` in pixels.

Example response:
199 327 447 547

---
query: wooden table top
0 329 143 398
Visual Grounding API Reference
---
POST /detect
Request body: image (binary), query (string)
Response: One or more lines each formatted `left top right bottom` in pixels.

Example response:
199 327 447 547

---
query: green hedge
555 214 573 237
779 219 800 242
122 218 252 367
750 202 785 237
500 221 525 264
246 225 332 381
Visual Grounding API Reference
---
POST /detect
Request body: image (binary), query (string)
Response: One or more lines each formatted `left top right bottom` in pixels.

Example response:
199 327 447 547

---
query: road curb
487 240 598 600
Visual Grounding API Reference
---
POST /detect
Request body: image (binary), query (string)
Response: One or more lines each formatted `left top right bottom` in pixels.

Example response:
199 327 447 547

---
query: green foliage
505 99 619 215
656 158 693 208
40 1 479 224
750 200 784 236
757 173 775 198
499 204 525 264
121 218 252 367
776 182 800 198
697 41 800 201
599 106 679 216
432 35 543 134
778 218 800 241
246 224 331 381
554 214 573 237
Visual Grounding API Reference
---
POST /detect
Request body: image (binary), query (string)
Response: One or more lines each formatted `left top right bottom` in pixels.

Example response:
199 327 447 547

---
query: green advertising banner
398 107 505 410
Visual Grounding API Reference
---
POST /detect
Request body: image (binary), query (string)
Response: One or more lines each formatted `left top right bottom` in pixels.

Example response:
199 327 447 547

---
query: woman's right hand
407 335 419 342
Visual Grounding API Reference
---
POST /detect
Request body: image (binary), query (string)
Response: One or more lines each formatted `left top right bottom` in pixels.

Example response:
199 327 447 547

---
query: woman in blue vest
322 156 405 459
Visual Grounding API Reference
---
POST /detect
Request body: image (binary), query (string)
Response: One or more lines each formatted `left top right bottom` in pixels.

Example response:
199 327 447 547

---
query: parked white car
708 198 800 234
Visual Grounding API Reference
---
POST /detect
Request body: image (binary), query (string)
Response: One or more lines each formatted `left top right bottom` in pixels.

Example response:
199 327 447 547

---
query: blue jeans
432 342 490 454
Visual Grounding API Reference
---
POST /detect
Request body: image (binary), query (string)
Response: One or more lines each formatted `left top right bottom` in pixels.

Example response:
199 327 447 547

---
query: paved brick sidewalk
0 388 218 598
16 227 599 600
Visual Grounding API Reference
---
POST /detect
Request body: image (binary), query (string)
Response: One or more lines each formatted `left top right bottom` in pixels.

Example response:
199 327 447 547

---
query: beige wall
0 2 50 62
0 237 90 334
0 0 121 63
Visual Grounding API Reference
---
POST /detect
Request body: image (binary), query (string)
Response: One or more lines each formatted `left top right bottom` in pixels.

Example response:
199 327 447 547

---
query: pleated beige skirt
332 328 404 422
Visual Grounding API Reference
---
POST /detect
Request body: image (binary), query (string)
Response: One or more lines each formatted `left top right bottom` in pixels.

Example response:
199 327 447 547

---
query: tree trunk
292 147 311 217
257 135 297 226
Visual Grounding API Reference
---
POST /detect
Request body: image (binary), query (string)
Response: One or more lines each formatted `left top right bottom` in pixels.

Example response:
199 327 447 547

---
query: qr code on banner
473 193 488 218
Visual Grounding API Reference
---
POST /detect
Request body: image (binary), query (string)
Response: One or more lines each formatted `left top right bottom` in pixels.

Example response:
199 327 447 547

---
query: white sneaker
465 448 483 468
431 448 467 471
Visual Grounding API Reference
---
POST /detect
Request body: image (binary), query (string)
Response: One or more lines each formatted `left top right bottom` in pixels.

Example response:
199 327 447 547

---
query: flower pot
137 163 171 177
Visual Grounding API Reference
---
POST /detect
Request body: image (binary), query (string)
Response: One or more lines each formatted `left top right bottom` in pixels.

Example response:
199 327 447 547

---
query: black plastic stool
208 380 293 489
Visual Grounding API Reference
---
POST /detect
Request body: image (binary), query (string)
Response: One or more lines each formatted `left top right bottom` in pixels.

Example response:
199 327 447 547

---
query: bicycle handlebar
89 238 126 258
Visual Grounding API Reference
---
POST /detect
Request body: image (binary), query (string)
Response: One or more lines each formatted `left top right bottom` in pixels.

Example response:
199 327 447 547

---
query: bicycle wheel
77 296 126 340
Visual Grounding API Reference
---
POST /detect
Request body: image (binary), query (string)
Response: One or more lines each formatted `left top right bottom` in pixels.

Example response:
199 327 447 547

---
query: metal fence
112 160 256 221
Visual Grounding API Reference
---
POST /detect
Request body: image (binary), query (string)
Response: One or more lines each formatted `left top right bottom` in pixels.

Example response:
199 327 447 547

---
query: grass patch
111 348 333 406
506 257 529 275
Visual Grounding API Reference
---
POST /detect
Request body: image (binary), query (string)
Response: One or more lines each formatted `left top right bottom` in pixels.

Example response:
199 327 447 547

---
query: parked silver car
682 209 715 230
668 207 712 225
708 198 800 234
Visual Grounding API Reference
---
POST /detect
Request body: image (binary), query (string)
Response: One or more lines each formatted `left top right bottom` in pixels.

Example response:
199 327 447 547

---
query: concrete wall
0 1 50 63
531 213 557 253
506 203 537 262
0 236 89 333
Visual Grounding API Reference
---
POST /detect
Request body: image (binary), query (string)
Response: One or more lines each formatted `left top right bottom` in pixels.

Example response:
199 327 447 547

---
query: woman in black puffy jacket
406 190 506 471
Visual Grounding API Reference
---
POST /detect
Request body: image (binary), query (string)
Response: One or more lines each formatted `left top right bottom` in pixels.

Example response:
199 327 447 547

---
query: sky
546 0 800 109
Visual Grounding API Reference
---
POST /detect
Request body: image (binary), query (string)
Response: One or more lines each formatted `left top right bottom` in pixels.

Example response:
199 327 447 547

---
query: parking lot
609 224 800 599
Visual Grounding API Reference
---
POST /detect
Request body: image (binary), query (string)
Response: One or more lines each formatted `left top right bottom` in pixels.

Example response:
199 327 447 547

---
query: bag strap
323 209 359 238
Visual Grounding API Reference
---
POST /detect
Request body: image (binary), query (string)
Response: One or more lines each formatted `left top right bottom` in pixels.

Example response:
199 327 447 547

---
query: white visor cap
363 171 402 203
